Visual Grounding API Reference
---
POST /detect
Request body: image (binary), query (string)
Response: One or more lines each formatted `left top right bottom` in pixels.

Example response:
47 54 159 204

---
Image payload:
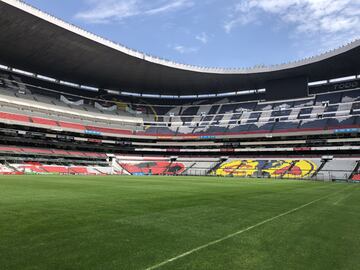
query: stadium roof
0 0 359 96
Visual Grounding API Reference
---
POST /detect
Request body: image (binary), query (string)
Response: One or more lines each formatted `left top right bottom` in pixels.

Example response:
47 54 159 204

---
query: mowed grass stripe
145 186 353 270
163 185 360 270
0 176 358 270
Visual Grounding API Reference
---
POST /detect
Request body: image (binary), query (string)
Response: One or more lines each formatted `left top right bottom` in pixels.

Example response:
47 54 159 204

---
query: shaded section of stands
0 145 107 158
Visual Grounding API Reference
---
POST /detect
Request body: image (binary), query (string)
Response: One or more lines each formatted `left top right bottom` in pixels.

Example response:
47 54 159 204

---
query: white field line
333 186 357 205
145 187 352 270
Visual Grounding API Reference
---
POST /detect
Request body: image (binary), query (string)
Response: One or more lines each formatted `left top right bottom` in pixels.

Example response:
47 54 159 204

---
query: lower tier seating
1 155 359 181
2 164 122 175
114 156 360 180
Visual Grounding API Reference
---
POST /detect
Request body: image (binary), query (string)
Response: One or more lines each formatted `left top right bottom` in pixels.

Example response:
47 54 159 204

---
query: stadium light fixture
308 80 327 86
329 76 356 83
121 91 141 97
181 95 197 99
60 80 79 88
217 92 236 97
12 68 34 77
37 74 57 82
160 95 177 99
105 89 120 95
197 94 210 98
80 85 98 92
141 94 161 98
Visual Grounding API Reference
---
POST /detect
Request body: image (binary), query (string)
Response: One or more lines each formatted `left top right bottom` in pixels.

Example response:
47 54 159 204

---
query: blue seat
228 124 251 133
316 92 342 105
300 119 328 129
273 121 299 130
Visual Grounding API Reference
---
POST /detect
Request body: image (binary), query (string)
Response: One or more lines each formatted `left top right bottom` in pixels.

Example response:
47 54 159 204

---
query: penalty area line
145 188 349 270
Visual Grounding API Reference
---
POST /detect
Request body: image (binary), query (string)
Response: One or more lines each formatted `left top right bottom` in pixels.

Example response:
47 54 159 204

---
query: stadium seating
214 159 322 179
2 70 360 138
69 167 89 174
118 160 186 175
0 145 108 158
10 164 118 175
58 121 86 130
0 153 359 180
31 117 58 126
320 160 357 179
0 111 30 123
1 70 360 181
112 156 359 180
0 164 22 175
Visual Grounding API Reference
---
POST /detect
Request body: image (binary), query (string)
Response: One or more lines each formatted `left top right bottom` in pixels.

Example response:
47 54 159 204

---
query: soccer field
0 176 359 270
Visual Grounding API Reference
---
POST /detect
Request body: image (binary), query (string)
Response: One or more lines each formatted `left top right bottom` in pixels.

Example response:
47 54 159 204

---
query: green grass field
0 175 359 270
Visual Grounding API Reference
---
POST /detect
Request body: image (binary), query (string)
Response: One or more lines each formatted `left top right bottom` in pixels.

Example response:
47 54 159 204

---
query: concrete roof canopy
0 0 359 96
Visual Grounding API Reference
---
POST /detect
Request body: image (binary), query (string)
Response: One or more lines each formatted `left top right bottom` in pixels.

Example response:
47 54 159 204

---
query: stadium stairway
164 160 174 175
35 165 50 174
280 160 298 179
5 162 21 174
311 159 329 179
180 162 196 175
0 163 18 175
349 160 360 180
207 158 228 175
114 160 131 175
93 167 106 175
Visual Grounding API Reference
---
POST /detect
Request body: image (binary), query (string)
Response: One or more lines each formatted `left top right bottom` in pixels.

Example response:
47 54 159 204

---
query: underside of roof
0 0 359 96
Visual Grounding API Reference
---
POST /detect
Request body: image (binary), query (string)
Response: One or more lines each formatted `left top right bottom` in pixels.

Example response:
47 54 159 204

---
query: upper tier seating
1 70 360 137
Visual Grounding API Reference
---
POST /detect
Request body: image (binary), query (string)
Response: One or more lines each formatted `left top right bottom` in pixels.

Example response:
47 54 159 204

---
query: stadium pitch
0 176 359 270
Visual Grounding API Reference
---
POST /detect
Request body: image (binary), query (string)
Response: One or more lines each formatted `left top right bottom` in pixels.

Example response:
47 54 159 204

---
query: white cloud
145 0 194 15
224 0 360 51
173 45 199 54
76 0 194 23
195 32 209 44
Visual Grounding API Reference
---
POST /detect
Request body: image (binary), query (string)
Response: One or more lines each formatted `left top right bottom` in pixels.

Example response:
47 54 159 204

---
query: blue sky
24 0 360 68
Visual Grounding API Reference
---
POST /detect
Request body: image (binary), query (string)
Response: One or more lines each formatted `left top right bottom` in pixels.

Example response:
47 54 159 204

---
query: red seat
18 165 46 173
0 112 30 122
58 121 85 130
22 148 53 154
31 117 58 126
25 161 42 166
0 146 21 152
85 152 103 158
43 166 69 173
67 151 86 157
52 149 70 156
69 167 88 174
